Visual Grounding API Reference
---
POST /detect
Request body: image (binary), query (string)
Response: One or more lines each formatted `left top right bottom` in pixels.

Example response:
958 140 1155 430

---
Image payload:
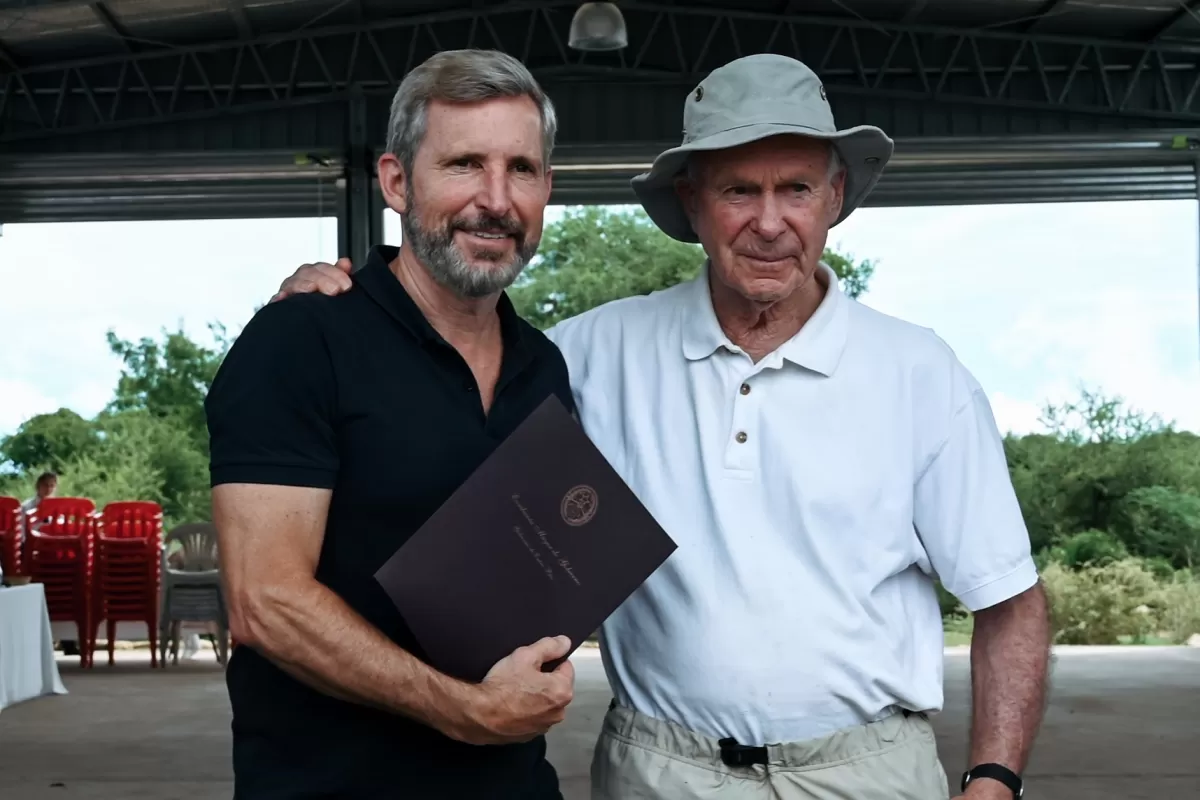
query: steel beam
1150 1 1200 43
0 0 86 9
4 133 1195 225
226 0 254 40
1023 0 1073 33
90 2 136 53
337 88 378 267
0 39 19 69
5 1 1200 144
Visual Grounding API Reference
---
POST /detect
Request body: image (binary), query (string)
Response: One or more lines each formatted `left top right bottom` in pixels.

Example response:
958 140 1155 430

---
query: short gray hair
826 145 843 181
385 49 557 175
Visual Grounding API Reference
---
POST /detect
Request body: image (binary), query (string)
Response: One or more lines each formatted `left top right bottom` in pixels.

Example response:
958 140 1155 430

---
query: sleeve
543 316 587 407
205 297 339 489
913 375 1039 613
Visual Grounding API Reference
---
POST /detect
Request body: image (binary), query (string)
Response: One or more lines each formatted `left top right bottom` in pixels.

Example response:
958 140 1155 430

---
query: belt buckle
717 737 768 768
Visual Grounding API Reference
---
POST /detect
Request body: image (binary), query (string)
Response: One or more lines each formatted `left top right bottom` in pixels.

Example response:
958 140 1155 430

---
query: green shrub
1047 529 1128 569
1041 558 1161 644
1158 571 1200 644
1111 486 1200 570
935 580 966 619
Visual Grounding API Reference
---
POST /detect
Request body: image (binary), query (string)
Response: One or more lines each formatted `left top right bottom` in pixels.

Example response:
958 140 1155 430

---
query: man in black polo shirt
205 49 575 799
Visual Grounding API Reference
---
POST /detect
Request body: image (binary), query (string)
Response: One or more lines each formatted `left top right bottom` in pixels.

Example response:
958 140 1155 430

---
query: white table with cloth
0 583 68 713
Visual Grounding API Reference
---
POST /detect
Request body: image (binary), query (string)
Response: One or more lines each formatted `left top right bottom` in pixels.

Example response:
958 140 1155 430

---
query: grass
944 615 974 647
943 614 1184 647
1115 634 1177 645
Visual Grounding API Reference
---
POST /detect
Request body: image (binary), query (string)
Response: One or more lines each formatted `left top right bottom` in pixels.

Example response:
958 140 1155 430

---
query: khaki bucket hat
631 54 894 243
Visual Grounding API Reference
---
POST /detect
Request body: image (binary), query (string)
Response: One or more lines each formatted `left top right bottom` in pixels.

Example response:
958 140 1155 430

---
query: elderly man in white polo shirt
271 53 1050 800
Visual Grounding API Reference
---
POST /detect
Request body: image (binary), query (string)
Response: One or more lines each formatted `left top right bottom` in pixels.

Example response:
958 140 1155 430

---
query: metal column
338 88 382 270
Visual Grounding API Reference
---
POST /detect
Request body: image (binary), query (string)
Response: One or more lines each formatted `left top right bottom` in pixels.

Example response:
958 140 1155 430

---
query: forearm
239 579 472 728
967 581 1052 773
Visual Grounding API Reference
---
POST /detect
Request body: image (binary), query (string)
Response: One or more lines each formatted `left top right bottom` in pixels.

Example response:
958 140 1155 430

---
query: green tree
1047 529 1129 569
1004 432 1069 552
1112 486 1200 570
1004 386 1200 574
0 408 99 473
0 327 228 528
99 326 227 525
1039 386 1170 445
105 323 230 447
510 206 877 329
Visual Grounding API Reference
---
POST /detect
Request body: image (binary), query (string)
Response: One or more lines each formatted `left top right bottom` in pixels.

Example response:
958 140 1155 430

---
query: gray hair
826 145 843 181
385 49 557 175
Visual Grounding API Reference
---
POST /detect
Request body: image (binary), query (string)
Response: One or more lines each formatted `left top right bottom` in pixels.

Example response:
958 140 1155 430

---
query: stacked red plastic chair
25 497 98 667
0 496 22 579
92 501 164 667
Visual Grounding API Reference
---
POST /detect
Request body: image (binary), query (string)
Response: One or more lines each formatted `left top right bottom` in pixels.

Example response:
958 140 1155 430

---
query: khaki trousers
590 703 951 800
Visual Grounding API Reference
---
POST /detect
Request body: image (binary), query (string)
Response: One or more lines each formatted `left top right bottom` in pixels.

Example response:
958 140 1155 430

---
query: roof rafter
1150 0 1200 43
6 0 1200 145
1024 0 1074 33
0 0 87 10
89 1 136 52
226 0 254 40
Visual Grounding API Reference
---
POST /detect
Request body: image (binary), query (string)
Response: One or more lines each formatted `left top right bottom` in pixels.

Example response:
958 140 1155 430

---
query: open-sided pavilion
1 0 1198 309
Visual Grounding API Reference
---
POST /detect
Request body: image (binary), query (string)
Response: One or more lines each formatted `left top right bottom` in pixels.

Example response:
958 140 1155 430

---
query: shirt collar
680 260 850 376
356 244 530 361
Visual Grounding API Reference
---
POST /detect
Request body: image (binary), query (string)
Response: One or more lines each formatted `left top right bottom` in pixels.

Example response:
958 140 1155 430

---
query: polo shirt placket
722 357 771 477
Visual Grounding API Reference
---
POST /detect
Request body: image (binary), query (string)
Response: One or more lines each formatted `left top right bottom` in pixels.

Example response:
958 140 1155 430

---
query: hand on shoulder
271 257 355 303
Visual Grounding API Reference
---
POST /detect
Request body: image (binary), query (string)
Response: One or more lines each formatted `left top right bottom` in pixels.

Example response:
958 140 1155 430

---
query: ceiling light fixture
568 2 629 52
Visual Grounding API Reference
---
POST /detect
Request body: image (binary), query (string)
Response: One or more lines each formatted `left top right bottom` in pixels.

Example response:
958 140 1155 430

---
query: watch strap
961 763 1023 797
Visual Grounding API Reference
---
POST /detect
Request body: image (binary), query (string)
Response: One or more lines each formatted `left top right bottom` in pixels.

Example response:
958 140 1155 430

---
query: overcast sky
1 198 1197 439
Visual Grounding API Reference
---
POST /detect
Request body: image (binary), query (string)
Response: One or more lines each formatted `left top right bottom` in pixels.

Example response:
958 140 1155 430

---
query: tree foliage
1 408 99 473
0 326 227 527
1003 388 1200 572
105 323 230 448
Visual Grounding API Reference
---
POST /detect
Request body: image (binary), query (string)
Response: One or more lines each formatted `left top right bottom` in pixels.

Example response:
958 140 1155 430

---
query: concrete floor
1 647 1198 799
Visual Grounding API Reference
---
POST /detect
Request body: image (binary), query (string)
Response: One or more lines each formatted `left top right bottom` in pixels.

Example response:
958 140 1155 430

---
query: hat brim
630 122 894 243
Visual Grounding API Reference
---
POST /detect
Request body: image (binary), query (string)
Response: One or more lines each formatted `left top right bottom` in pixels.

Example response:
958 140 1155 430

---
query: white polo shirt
545 262 1038 747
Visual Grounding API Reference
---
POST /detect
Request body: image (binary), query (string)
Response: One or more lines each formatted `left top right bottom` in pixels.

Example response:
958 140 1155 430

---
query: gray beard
401 188 539 298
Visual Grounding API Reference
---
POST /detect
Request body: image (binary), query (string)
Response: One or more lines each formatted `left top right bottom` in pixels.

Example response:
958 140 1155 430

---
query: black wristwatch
961 763 1023 797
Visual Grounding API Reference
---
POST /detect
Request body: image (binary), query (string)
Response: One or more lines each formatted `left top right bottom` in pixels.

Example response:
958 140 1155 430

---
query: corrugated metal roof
3 0 1200 69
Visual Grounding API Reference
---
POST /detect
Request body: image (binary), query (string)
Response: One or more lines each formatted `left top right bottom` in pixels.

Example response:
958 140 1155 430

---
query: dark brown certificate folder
374 395 678 683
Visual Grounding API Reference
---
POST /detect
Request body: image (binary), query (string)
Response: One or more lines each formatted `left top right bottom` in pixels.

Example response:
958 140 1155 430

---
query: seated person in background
20 470 57 518
21 471 77 656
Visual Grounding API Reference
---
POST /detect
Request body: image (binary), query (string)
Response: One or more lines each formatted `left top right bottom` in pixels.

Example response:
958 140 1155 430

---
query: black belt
717 709 915 769
718 738 768 767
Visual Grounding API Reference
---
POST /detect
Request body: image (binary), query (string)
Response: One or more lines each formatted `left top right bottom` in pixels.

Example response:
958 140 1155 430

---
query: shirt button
740 383 751 395
735 431 748 444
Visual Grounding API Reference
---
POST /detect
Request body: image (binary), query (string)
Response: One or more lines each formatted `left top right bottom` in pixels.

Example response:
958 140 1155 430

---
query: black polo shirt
205 245 574 799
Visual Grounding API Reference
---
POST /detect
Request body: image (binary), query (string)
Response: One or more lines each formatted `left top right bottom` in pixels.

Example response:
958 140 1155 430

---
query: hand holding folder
376 395 678 738
434 634 576 745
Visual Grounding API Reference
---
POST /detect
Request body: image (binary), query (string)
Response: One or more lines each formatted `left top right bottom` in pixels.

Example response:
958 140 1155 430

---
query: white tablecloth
0 583 68 713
